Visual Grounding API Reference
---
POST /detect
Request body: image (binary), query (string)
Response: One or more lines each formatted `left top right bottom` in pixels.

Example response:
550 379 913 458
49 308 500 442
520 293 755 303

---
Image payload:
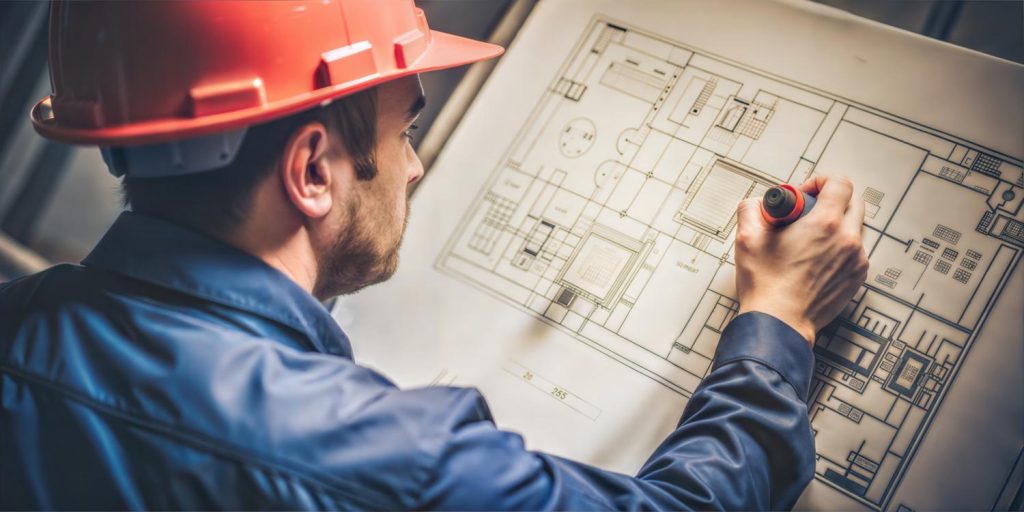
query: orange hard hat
31 0 503 147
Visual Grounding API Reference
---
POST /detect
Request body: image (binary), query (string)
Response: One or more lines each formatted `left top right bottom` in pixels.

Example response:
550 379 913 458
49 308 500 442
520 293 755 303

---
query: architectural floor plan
334 2 1024 510
436 16 1023 512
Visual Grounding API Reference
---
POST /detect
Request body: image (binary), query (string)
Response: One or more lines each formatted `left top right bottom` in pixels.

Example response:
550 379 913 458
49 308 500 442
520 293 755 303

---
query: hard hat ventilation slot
317 41 379 88
393 30 427 69
189 79 267 118
51 96 105 128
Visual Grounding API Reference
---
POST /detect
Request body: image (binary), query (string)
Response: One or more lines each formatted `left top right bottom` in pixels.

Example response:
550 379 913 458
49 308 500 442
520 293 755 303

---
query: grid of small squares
468 193 516 256
734 102 774 139
970 153 1002 177
874 274 897 289
938 166 965 182
690 77 718 115
913 250 933 265
977 212 996 236
1002 219 1024 243
953 268 971 284
706 125 738 145
933 259 951 274
932 224 962 245
960 258 977 271
862 187 884 205
941 247 959 261
884 267 902 280
578 246 622 287
966 249 983 260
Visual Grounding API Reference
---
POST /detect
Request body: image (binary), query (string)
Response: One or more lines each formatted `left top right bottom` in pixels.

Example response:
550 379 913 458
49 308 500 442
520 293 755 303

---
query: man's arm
416 175 867 510
417 311 814 510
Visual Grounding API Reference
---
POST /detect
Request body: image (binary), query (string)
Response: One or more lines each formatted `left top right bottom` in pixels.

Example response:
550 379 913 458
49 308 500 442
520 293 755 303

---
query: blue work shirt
1 211 815 510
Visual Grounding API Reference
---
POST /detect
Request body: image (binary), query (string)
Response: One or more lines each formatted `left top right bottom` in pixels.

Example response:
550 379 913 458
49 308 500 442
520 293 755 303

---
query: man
0 1 869 509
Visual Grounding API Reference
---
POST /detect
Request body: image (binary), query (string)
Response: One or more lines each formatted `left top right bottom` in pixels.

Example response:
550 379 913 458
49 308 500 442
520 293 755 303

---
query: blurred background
1 0 1021 281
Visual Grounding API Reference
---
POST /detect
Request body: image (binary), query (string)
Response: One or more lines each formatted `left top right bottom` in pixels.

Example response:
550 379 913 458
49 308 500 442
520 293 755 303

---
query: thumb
736 197 768 233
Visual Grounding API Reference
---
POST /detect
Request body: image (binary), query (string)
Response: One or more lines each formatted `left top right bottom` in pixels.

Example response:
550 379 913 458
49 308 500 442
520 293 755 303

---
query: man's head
307 76 427 298
34 1 501 299
123 76 427 299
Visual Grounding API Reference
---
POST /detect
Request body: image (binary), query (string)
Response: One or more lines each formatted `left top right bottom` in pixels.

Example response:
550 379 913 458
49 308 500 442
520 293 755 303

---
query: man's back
0 213 487 509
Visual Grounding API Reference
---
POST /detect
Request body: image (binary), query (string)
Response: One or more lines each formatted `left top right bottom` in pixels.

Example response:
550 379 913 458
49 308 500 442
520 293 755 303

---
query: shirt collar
82 211 352 358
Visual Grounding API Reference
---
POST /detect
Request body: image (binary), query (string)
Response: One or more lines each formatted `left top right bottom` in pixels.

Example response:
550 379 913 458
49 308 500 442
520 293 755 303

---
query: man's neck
223 224 320 297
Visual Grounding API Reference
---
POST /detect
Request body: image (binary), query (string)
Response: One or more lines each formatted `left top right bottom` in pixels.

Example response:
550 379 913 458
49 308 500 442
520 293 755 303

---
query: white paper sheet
333 1 1024 510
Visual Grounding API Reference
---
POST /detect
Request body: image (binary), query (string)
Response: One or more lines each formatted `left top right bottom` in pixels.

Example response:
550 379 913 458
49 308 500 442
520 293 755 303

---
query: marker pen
761 184 816 226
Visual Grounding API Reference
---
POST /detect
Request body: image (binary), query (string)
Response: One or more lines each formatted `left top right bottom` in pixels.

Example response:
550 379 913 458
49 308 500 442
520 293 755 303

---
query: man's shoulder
1 264 108 349
1 261 295 350
0 263 86 310
0 262 167 325
0 264 497 508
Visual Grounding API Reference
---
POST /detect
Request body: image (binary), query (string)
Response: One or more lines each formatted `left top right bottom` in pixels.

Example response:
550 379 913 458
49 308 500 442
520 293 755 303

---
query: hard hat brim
30 30 504 147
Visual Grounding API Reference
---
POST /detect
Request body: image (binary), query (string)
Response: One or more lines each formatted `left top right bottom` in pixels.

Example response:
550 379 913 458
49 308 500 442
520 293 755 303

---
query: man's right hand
733 175 869 344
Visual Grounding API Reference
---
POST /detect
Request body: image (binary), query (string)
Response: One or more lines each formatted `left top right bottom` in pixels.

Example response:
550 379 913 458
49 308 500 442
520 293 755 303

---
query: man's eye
403 124 419 141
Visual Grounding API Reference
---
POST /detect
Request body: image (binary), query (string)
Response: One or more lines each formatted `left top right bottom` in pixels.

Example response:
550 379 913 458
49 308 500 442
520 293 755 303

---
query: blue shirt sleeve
417 312 816 510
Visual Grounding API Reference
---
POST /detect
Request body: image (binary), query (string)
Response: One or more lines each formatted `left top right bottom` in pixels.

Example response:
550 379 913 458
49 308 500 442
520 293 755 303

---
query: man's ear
280 122 333 219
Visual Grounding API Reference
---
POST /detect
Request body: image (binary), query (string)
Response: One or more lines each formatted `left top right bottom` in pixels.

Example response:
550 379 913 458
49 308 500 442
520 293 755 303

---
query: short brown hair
121 87 378 236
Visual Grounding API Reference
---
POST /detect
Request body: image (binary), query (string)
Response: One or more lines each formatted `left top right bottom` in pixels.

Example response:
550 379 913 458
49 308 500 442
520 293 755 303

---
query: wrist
737 304 816 344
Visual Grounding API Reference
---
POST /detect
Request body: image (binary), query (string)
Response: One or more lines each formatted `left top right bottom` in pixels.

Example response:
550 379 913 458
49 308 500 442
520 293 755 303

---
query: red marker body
761 184 816 226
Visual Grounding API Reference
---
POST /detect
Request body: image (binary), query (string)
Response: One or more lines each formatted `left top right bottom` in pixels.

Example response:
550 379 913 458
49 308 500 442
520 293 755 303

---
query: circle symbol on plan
559 118 597 158
595 160 626 189
1002 189 1016 201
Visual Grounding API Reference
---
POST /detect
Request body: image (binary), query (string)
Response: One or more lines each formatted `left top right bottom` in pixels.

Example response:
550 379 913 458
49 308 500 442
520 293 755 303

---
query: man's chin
347 267 397 295
322 253 399 298
315 226 404 300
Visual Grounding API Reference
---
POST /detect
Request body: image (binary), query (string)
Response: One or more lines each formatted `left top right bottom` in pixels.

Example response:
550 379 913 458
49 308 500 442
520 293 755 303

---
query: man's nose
407 159 425 185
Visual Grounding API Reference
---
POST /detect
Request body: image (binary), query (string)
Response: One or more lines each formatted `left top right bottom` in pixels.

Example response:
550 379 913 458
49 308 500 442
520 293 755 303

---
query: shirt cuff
712 312 814 400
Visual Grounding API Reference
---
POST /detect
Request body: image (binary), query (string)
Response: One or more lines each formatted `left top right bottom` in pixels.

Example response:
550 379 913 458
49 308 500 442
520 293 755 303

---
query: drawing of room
870 172 1013 324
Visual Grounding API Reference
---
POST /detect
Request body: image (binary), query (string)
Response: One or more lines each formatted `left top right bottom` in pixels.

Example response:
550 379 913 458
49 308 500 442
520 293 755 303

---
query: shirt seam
78 253 332 354
2 364 392 509
80 264 325 355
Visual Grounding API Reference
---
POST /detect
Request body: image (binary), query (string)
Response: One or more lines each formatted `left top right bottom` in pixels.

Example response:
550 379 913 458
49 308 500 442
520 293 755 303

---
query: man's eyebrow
406 93 427 121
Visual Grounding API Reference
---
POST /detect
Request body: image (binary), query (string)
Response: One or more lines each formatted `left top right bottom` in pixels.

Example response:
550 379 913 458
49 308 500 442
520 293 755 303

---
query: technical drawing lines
469 193 517 256
434 15 1024 511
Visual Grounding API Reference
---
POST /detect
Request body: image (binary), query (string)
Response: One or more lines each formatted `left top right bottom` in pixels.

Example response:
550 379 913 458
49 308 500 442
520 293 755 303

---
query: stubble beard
313 191 410 299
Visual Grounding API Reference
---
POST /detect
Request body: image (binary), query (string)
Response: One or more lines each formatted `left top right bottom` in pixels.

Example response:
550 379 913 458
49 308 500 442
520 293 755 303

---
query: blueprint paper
333 1 1024 510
